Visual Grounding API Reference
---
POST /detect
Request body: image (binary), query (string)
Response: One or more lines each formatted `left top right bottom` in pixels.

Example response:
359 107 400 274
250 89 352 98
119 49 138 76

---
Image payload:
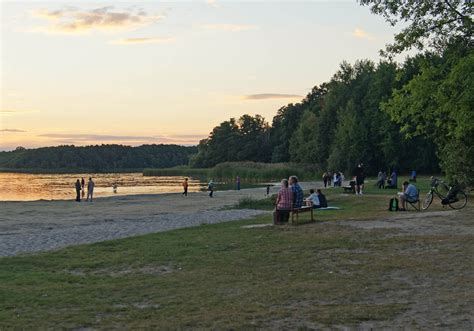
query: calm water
0 172 206 201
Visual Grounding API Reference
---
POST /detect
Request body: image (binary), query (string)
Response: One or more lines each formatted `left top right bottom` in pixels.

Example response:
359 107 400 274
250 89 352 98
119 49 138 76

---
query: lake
0 172 206 201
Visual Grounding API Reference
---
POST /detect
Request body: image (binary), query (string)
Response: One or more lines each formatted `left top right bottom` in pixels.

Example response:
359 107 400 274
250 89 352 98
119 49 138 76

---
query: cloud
0 129 27 133
202 24 258 32
243 93 303 100
352 28 374 41
169 134 208 140
0 109 39 116
110 37 175 45
30 6 163 34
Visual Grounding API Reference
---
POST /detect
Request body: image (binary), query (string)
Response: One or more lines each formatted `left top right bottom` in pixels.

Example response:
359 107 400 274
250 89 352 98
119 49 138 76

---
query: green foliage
192 57 441 177
383 47 474 184
190 115 271 168
360 0 473 56
0 145 197 172
145 162 320 182
143 167 210 177
210 162 319 182
327 102 366 173
270 85 328 163
288 111 318 163
233 195 276 210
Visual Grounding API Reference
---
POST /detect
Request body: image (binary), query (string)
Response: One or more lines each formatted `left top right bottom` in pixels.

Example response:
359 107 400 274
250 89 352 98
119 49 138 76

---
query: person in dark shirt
317 189 328 208
81 177 85 198
289 175 303 208
75 179 81 202
354 163 365 195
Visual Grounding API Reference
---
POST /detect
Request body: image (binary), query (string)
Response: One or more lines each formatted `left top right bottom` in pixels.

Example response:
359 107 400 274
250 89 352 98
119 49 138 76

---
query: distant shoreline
0 168 144 174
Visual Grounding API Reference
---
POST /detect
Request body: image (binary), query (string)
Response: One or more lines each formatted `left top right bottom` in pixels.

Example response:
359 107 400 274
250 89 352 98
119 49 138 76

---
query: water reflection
0 172 205 201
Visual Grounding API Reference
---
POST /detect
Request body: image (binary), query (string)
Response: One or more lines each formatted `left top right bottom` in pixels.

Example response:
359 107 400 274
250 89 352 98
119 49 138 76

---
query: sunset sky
1 1 405 151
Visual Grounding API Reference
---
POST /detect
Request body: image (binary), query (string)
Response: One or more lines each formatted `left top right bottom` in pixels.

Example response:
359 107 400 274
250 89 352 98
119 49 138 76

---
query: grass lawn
1 177 472 329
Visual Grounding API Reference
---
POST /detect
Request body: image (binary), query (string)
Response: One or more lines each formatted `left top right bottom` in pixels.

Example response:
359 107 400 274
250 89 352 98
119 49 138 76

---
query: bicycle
422 177 468 210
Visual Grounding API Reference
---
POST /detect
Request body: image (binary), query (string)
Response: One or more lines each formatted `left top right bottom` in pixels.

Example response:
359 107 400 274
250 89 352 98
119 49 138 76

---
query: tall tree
360 0 473 56
383 48 474 184
190 115 271 168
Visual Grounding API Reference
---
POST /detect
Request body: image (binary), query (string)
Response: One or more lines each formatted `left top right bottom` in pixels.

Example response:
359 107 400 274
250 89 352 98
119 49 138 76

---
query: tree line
0 144 197 172
191 1 473 185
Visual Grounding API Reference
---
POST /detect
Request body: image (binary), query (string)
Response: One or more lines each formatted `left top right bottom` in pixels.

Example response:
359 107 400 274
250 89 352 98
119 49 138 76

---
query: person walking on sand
208 179 214 198
182 177 189 196
81 177 85 198
75 179 82 202
86 177 95 202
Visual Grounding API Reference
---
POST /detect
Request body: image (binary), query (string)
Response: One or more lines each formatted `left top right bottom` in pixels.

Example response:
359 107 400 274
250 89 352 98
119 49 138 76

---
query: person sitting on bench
306 189 321 209
275 179 293 224
398 181 418 211
289 175 303 209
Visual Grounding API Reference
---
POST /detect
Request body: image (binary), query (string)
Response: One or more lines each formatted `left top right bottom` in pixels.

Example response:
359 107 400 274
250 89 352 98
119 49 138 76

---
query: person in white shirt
86 177 95 202
306 189 321 209
398 181 418 211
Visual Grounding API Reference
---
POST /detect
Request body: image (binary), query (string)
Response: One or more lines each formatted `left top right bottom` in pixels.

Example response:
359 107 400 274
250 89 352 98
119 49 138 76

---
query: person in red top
275 179 293 224
182 178 189 196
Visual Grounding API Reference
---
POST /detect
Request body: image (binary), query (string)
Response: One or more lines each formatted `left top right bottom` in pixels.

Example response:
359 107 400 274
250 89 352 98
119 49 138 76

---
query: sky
1 0 405 151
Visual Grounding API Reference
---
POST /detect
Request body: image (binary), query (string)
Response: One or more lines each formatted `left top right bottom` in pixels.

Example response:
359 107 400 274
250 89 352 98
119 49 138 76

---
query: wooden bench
291 206 314 224
343 181 356 193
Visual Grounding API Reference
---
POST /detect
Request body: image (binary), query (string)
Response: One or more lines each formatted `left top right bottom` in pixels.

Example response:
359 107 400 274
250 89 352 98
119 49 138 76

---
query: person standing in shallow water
86 177 95 202
75 179 81 202
182 178 189 196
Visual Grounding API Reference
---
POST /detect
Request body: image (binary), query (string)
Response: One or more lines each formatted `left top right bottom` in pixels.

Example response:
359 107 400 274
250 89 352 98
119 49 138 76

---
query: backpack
388 197 399 211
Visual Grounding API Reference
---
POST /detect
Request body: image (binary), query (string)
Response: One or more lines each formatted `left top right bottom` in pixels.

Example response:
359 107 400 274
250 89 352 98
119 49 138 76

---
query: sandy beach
0 183 296 257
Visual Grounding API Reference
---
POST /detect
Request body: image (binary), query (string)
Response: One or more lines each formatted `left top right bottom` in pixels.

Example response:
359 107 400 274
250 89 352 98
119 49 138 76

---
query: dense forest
191 1 473 185
0 145 197 172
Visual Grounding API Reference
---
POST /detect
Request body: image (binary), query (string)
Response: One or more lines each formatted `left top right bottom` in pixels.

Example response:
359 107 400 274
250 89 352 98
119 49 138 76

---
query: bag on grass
388 197 399 211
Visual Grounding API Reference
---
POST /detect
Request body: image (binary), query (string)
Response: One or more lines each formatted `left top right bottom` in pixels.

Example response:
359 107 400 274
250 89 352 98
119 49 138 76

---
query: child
306 189 321 209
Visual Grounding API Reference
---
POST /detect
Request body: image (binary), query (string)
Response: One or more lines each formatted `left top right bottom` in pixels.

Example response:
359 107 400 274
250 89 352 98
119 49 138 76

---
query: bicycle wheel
422 192 433 210
449 191 468 209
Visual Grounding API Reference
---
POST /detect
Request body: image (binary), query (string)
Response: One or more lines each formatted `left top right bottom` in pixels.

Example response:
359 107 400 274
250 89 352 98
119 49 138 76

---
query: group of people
274 176 328 225
376 169 400 189
181 177 239 198
74 177 95 202
322 171 344 188
182 178 215 197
